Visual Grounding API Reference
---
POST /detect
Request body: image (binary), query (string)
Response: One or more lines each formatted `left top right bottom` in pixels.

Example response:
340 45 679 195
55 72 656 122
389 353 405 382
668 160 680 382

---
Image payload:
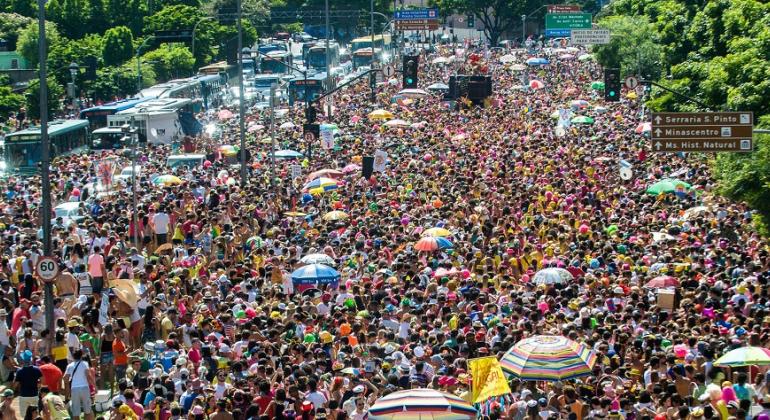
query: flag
469 356 511 403
94 157 118 191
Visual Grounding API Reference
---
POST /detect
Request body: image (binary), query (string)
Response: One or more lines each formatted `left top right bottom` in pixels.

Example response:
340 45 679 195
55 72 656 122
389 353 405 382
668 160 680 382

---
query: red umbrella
529 80 545 90
644 276 680 289
635 122 651 134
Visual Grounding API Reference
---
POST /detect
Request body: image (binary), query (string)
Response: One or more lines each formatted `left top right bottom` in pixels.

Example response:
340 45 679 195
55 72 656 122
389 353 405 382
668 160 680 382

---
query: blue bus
2 120 90 174
288 74 327 106
79 98 150 130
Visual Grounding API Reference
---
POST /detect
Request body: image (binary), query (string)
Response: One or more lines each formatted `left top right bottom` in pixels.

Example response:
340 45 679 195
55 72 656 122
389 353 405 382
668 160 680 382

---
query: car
54 202 85 226
292 32 314 43
274 32 291 40
114 165 141 184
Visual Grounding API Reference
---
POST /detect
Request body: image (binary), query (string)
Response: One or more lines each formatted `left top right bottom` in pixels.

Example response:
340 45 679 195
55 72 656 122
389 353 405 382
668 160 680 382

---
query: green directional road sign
545 13 592 30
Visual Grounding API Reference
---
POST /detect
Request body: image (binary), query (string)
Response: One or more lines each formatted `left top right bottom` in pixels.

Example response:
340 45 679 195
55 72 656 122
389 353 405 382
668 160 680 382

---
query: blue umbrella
526 57 549 66
273 149 303 159
291 263 340 285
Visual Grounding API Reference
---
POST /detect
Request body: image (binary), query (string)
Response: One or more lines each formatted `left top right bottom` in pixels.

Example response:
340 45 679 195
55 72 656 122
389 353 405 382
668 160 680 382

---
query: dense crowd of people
0 39 769 420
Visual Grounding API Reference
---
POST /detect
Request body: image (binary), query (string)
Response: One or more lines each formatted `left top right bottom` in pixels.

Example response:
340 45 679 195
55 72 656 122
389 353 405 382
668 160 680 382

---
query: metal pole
130 117 139 248
325 0 332 117
521 15 526 45
237 0 247 187
37 0 54 343
136 53 142 93
371 0 376 102
269 83 276 188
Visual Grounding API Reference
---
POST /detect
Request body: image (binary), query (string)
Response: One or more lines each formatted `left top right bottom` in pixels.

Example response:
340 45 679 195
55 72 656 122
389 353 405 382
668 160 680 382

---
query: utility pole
370 0 377 102
36 0 54 342
269 83 277 189
325 0 332 118
129 117 138 248
237 0 247 186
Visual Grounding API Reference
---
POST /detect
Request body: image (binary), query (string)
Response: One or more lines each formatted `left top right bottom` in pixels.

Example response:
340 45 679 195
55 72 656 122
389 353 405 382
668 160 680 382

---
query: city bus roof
5 119 89 139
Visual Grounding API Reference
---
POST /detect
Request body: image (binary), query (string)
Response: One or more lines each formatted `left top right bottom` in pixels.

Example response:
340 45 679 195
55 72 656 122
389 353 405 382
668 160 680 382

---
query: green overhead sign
545 13 592 29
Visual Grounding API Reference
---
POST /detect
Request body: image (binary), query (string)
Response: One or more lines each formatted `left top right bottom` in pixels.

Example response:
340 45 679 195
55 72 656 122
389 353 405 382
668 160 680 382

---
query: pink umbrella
350 115 361 124
433 267 460 278
218 109 234 120
307 169 344 181
644 276 680 289
341 164 361 173
635 122 652 134
529 80 545 90
247 124 264 133
564 87 579 95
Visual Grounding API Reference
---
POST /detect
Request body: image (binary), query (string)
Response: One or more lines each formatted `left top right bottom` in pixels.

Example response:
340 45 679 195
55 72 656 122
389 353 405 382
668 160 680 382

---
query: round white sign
36 256 59 281
382 65 395 78
624 76 639 89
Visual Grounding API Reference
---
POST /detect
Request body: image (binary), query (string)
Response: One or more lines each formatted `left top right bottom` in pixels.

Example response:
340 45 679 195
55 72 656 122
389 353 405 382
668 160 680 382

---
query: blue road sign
394 8 439 20
545 29 572 37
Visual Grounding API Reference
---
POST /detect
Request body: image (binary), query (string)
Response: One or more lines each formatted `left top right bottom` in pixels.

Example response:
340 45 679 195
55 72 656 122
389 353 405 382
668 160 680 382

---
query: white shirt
65 360 90 388
0 318 8 345
66 332 82 361
305 391 328 409
153 213 171 234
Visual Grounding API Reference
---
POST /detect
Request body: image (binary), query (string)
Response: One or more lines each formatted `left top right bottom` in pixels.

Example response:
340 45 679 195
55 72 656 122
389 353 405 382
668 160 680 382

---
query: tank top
101 337 114 353
51 344 67 361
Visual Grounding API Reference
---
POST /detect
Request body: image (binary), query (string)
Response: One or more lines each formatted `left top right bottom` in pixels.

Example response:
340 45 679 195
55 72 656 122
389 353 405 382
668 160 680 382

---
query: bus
306 42 340 72
2 120 89 174
288 73 327 106
302 41 318 61
257 40 289 55
199 61 240 88
351 34 392 55
79 98 150 131
106 98 198 144
260 51 293 75
352 47 382 69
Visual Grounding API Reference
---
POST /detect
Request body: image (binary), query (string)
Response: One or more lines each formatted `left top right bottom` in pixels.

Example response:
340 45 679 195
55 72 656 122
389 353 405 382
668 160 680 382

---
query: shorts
70 386 93 416
18 396 38 418
143 235 152 245
100 351 114 364
156 233 168 244
91 276 104 294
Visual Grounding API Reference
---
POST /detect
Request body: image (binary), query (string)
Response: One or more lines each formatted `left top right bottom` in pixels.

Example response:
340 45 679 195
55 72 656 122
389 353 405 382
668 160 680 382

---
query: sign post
394 8 439 30
36 256 59 283
570 29 610 45
651 112 754 152
545 12 592 37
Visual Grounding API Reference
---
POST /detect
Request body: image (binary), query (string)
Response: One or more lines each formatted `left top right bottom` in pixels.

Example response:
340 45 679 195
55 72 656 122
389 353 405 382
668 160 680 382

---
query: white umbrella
279 121 296 130
384 119 411 127
509 64 527 71
300 253 335 265
427 82 449 91
431 56 449 64
533 268 574 285
398 88 429 98
499 54 516 63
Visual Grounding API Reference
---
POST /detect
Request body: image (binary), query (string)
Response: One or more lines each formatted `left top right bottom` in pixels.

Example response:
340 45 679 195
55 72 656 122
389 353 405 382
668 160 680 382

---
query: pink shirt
87 253 104 277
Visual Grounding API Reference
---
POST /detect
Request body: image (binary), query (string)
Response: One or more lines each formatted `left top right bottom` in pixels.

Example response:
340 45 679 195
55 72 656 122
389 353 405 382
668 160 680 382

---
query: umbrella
273 149 303 159
500 335 597 381
279 121 296 129
284 211 307 217
152 175 183 186
594 106 608 114
341 367 361 376
341 163 361 173
509 64 527 71
571 116 594 124
714 347 770 367
635 122 652 134
369 109 395 121
399 88 429 98
245 236 264 249
646 178 692 195
526 57 549 66
529 80 545 90
433 267 460 278
410 121 428 129
652 231 677 242
683 206 710 219
307 169 343 181
322 210 349 221
590 81 605 90
577 53 594 61
384 119 411 128
367 389 477 420
304 177 339 193
218 145 238 157
217 109 234 120
424 227 452 237
427 82 449 91
499 54 516 63
111 278 139 309
300 253 336 265
291 264 340 285
533 267 574 285
559 53 575 60
644 276 680 289
415 236 453 251
627 91 638 99
570 99 589 109
431 56 449 64
247 123 264 133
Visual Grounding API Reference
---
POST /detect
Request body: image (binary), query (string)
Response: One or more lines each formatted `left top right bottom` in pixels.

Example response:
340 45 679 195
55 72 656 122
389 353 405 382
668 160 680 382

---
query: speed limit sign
36 256 59 282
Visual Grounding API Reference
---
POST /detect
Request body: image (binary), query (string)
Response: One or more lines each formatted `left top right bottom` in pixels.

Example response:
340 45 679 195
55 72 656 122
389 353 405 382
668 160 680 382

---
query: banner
94 157 118 191
558 108 571 128
321 126 334 150
373 150 388 172
469 356 511 403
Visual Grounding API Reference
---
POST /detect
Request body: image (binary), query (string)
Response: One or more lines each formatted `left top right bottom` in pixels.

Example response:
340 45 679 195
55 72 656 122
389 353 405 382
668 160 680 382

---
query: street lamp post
68 62 78 109
36 0 54 342
521 14 526 44
121 121 139 248
237 0 248 187
191 16 215 59
325 0 332 117
135 37 155 93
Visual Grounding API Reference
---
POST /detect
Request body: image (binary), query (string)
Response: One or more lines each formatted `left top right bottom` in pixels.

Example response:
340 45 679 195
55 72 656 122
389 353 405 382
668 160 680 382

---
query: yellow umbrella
424 227 452 237
626 91 638 99
323 210 349 221
284 211 307 217
111 279 139 309
368 109 394 121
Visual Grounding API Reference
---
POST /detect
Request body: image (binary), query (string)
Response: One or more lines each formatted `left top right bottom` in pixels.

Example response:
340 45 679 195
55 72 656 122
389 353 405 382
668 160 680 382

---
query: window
10 59 18 69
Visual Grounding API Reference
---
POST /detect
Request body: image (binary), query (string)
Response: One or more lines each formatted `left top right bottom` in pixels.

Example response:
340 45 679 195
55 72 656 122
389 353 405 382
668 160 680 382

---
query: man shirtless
54 270 78 316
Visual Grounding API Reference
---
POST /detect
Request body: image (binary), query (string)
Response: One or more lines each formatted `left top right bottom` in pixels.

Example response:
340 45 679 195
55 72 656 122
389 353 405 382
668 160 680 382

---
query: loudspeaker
362 156 374 179
468 81 487 99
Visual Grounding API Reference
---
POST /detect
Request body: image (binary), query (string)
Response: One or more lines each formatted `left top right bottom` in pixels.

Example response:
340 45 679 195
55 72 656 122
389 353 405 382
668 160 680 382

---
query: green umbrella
571 116 594 124
645 178 692 195
578 54 594 62
590 81 605 90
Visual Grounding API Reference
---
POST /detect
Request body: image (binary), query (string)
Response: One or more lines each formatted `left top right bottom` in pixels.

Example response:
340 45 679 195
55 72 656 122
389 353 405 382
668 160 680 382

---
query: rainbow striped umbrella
500 335 597 381
714 347 770 367
367 389 477 420
303 177 339 194
423 227 452 237
414 236 453 252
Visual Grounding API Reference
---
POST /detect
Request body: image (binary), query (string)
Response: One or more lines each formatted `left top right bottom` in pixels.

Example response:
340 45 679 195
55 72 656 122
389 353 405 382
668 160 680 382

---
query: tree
16 21 62 68
592 15 664 80
24 77 64 121
10 0 35 18
0 13 33 50
84 0 107 34
89 63 156 101
47 34 103 87
106 0 145 34
47 0 89 39
142 44 195 81
144 5 216 66
102 26 134 67
0 86 25 119
430 0 545 46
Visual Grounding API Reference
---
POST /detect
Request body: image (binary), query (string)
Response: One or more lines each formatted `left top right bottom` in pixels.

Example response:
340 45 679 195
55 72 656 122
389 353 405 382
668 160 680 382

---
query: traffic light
467 15 475 28
403 55 419 88
604 68 620 102
305 106 317 124
84 56 97 80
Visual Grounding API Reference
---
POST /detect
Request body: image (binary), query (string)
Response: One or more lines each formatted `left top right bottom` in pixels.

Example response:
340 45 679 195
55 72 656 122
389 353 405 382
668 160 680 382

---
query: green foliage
45 0 89 39
90 62 156 101
9 0 35 18
430 0 545 45
102 26 134 67
592 15 663 80
24 77 64 120
0 13 33 50
0 86 25 119
141 44 195 81
47 34 102 86
15 21 62 68
279 22 303 34
106 0 146 34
